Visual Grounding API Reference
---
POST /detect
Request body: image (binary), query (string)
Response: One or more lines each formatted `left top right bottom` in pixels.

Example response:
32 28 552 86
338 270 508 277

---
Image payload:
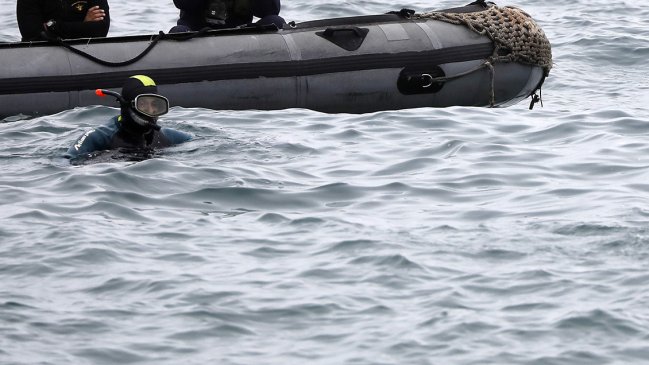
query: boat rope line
422 59 497 106
24 23 282 67
42 29 212 67
0 43 493 95
45 32 163 67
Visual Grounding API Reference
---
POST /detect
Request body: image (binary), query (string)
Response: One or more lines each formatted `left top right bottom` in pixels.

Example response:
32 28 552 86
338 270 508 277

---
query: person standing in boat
65 75 192 162
17 0 110 42
170 0 285 32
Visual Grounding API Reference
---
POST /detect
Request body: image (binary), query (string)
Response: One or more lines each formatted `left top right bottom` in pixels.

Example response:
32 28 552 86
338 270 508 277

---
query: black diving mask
132 94 169 118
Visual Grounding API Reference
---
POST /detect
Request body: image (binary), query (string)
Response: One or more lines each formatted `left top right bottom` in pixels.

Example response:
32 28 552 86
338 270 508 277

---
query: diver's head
119 75 169 132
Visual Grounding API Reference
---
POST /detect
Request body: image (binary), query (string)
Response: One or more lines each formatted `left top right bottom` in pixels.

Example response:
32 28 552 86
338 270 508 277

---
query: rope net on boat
415 4 553 76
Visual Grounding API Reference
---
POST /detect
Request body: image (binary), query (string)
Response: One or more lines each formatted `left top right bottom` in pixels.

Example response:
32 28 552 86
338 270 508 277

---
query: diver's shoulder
82 117 120 142
160 127 192 144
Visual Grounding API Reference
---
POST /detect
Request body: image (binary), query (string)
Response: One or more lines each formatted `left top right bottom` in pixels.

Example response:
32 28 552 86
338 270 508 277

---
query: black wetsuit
65 115 192 162
172 0 282 31
17 0 110 41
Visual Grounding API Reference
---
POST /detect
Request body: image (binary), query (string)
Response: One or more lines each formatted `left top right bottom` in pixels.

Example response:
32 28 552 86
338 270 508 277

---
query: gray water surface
2 1 649 364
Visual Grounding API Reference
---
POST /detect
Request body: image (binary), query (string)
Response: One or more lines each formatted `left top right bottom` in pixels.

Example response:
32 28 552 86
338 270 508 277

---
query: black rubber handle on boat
323 27 365 38
317 27 370 51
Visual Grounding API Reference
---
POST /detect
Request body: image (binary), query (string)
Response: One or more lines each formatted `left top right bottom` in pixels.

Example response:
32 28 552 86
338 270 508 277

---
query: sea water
1 1 649 364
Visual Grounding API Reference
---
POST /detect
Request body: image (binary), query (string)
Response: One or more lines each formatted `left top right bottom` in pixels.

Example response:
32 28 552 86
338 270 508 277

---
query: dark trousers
170 14 284 32
170 0 284 33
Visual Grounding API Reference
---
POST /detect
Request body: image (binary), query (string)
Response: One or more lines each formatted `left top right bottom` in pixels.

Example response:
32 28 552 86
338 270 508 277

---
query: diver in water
170 0 285 33
17 0 110 42
65 75 192 162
